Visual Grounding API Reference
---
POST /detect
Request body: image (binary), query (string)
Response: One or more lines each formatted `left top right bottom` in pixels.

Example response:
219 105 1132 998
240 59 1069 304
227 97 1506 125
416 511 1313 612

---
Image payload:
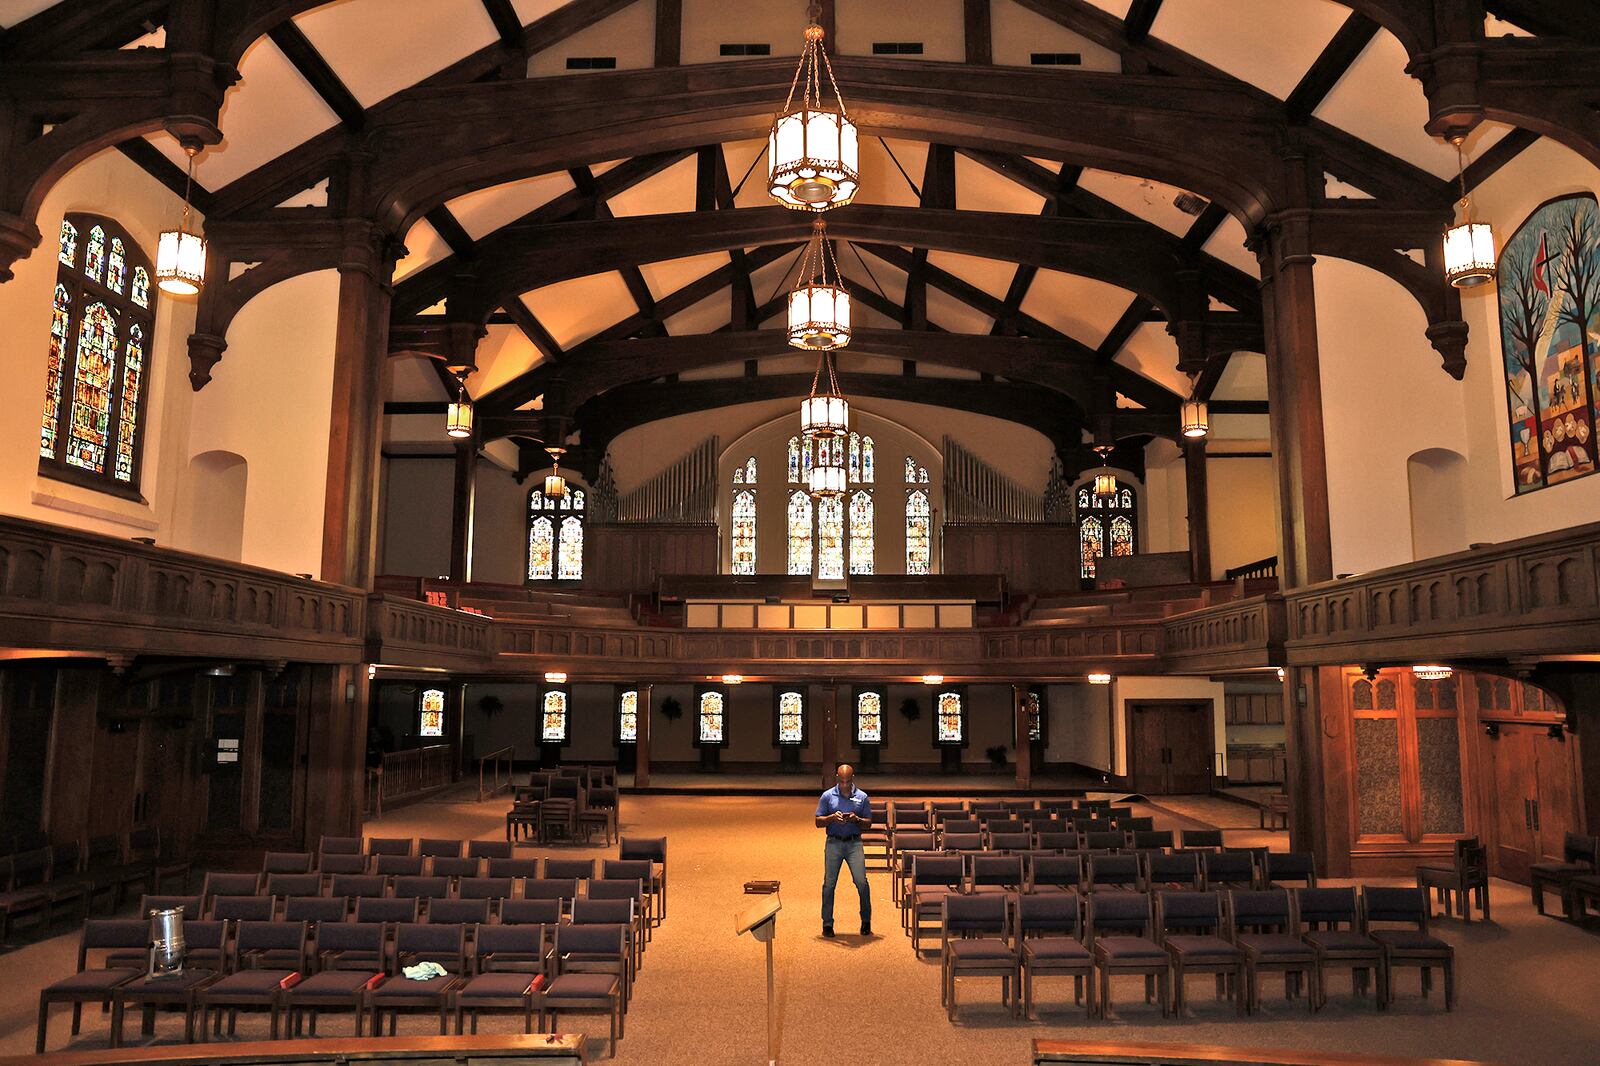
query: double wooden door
1130 701 1213 795
1482 723 1580 882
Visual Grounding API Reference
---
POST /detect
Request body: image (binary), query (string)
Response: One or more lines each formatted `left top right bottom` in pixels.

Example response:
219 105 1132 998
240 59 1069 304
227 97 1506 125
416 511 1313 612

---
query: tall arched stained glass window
418 688 445 738
40 215 155 494
617 689 639 743
528 486 585 581
848 433 874 484
787 436 801 483
733 455 756 484
541 689 569 744
731 489 757 575
906 489 931 575
936 691 964 744
776 690 805 745
1075 477 1137 580
787 490 813 575
848 489 874 575
817 494 845 580
697 691 725 745
855 690 883 744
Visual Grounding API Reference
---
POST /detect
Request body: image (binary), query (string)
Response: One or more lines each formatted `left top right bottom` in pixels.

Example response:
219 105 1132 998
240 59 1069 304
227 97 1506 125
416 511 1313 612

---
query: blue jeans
821 836 870 927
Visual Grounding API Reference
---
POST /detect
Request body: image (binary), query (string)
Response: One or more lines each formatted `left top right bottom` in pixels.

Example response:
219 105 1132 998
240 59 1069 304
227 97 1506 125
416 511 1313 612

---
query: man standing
815 763 872 937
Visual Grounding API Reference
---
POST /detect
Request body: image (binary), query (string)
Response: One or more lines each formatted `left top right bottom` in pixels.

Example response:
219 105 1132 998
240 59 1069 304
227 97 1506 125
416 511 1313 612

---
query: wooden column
320 212 393 588
654 0 681 66
963 0 992 64
449 440 477 583
1184 436 1211 582
634 683 652 788
1259 195 1333 589
820 683 839 788
1013 683 1032 790
301 664 368 848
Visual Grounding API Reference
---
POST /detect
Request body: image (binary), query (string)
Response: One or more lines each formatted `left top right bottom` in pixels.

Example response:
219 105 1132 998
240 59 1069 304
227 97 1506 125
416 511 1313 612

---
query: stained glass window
1079 515 1104 579
541 689 569 744
107 237 126 294
1026 690 1042 742
731 489 757 575
698 691 725 745
618 690 638 743
936 691 964 744
905 456 929 484
906 489 931 575
817 494 844 580
528 516 555 580
65 303 116 475
787 490 813 575
733 455 756 484
528 487 584 581
85 226 106 281
848 433 874 484
856 691 883 744
40 216 155 493
40 285 70 459
848 489 874 575
777 690 805 745
419 688 445 737
1076 476 1136 579
788 436 801 483
58 220 77 266
113 324 145 482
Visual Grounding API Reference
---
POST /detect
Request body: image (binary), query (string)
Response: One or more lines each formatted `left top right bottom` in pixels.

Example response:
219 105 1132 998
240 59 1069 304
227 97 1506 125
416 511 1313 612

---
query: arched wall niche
1407 448 1470 561
178 450 249 562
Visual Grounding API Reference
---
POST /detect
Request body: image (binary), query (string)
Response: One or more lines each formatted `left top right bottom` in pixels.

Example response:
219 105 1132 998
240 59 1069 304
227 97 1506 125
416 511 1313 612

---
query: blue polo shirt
816 785 872 838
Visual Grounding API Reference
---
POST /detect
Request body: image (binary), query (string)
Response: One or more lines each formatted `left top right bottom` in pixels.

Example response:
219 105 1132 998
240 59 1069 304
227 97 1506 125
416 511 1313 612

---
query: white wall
182 270 339 576
0 149 198 540
1043 683 1115 773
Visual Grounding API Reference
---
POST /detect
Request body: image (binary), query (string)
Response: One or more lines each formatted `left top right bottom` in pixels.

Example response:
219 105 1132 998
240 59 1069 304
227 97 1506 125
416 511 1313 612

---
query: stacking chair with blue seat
262 852 313 875
1264 851 1318 889
1228 888 1316 1014
109 920 226 1046
1015 892 1093 1019
540 923 627 1058
1087 854 1144 893
618 837 668 926
330 874 386 903
1155 890 1245 1017
1361 886 1455 1010
366 838 412 858
212 895 275 922
284 922 385 1036
940 893 1016 1021
1027 854 1083 894
500 898 563 928
453 924 546 1034
196 920 309 1039
907 855 965 954
35 919 147 1052
1297 887 1381 1010
317 853 367 877
1086 892 1168 1020
367 922 466 1036
1147 851 1202 891
429 898 491 926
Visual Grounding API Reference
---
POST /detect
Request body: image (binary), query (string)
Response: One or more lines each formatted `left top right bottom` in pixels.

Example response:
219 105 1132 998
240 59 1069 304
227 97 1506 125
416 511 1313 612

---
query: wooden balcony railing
373 743 454 814
1161 594 1286 673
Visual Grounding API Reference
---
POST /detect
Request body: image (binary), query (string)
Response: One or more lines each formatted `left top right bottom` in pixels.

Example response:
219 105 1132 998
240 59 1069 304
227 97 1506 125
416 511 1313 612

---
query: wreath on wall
660 695 684 722
899 697 922 722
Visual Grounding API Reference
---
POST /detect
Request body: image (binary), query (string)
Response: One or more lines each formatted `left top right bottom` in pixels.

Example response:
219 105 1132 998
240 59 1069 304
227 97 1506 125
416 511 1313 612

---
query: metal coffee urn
148 906 187 977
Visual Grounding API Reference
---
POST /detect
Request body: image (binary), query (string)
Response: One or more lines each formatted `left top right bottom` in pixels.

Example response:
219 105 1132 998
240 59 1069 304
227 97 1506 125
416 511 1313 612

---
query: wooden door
88 721 141 839
1129 703 1170 793
1533 731 1579 866
1484 725 1537 881
1165 704 1214 793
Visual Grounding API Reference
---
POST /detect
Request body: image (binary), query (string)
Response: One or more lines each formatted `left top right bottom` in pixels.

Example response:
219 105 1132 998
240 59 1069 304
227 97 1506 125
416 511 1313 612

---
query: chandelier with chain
789 217 851 350
1443 137 1496 288
544 447 568 499
156 145 207 296
1092 445 1118 501
801 349 849 442
768 5 858 212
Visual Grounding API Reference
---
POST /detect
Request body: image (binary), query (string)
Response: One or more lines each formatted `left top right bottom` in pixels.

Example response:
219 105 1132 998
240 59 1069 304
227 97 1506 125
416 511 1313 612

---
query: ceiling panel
608 153 698 217
522 271 638 348
840 249 907 307
926 287 993 334
638 252 730 301
927 251 1017 301
1314 29 1510 179
954 153 1048 215
837 0 965 62
725 141 775 210
1213 351 1268 401
1201 214 1260 278
1020 269 1139 346
854 138 928 209
527 0 654 75
146 36 340 190
681 0 804 65
1112 322 1188 395
446 172 576 239
1149 0 1348 100
1076 169 1202 235
469 321 545 398
0 0 54 27
511 0 576 22
663 290 732 336
295 0 498 108
991 0 1121 71
386 353 448 402
392 218 452 281
1079 0 1132 17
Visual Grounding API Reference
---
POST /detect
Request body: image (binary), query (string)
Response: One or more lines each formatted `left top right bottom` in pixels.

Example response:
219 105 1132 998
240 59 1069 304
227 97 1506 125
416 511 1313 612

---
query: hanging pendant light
807 434 847 498
1443 137 1496 289
544 446 568 499
800 349 849 441
1180 375 1209 439
1092 444 1118 501
789 217 852 350
156 146 207 296
445 371 474 439
768 4 858 212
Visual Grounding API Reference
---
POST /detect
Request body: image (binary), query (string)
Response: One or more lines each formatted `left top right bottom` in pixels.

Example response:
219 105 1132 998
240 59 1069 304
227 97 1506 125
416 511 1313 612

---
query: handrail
1225 555 1279 581
8 1032 585 1066
1033 1039 1502 1066
479 744 516 802
376 743 454 813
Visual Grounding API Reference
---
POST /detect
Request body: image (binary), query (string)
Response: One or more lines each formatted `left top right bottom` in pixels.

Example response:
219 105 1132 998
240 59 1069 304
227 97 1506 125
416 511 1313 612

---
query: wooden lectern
735 891 782 1066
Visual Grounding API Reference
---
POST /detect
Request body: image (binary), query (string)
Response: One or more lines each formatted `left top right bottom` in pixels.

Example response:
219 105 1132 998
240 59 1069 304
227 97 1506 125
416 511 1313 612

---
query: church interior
0 1 1598 1064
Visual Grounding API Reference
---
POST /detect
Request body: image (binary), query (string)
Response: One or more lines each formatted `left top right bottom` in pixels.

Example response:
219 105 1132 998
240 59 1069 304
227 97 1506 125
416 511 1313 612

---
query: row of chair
936 886 1454 1023
506 785 618 846
1529 831 1600 919
39 919 634 1057
0 829 189 940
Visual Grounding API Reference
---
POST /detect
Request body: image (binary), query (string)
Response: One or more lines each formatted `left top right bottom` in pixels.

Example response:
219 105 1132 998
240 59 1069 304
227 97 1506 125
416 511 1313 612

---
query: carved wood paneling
584 523 719 593
944 524 1080 591
0 515 364 663
1162 595 1287 673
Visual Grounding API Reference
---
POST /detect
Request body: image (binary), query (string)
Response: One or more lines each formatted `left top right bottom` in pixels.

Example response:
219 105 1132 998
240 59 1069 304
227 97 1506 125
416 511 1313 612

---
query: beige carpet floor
2 788 1598 1065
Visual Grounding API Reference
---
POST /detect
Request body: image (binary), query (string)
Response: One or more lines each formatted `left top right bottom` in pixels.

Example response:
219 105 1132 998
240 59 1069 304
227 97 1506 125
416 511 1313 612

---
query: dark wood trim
267 22 364 130
1284 13 1380 123
654 0 682 67
963 0 992 65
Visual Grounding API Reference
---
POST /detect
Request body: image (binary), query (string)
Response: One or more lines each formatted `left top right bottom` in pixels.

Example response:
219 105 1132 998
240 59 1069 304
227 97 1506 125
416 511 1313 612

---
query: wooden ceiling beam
268 21 365 130
502 297 565 364
116 139 219 216
1121 0 1164 44
994 162 1078 336
480 0 526 50
1464 126 1539 192
1284 13 1380 123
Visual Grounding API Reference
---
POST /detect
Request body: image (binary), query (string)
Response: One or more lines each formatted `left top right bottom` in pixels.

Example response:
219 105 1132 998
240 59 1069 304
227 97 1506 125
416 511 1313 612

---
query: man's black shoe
822 925 835 938
860 922 872 936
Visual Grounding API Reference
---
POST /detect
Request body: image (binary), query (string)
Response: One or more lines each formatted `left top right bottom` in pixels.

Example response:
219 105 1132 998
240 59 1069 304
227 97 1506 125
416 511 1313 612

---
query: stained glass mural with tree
1498 193 1600 492
39 214 155 493
698 691 725 745
817 494 845 579
731 489 757 575
936 691 964 744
